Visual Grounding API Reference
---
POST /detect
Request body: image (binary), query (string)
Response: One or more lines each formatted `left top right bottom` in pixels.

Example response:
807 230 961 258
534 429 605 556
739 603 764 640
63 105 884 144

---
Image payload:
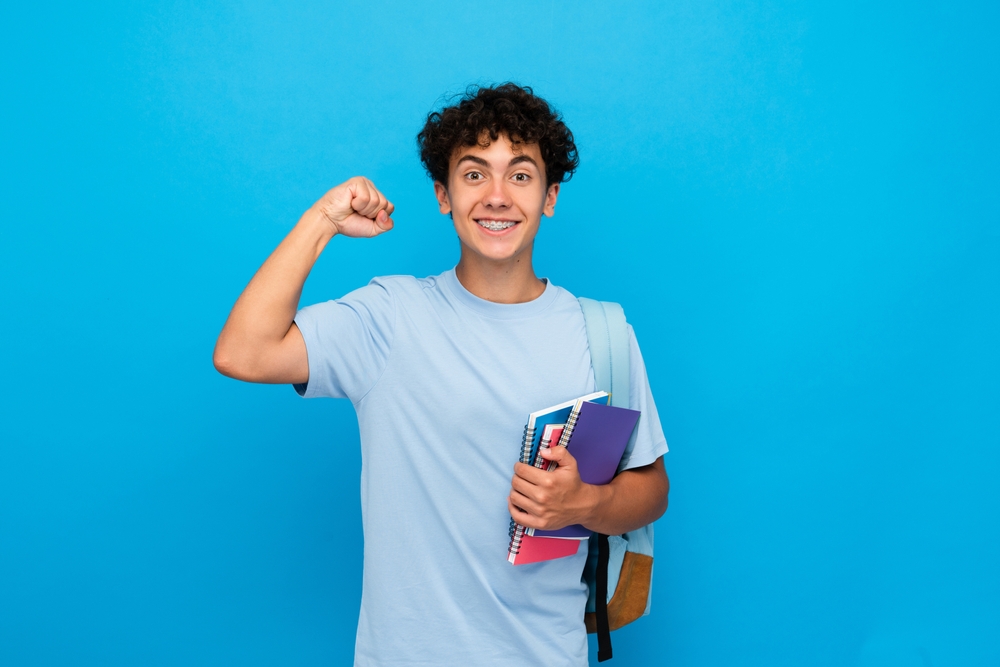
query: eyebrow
508 155 539 169
455 155 490 169
454 154 541 170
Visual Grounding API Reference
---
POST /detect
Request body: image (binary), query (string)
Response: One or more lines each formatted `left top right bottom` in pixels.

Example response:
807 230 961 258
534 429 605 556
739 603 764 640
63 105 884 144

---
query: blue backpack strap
579 297 632 662
578 298 629 409
580 298 656 655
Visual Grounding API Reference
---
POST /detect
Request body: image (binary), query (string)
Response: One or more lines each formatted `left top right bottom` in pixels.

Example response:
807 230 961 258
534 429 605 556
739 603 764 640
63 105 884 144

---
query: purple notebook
529 400 641 539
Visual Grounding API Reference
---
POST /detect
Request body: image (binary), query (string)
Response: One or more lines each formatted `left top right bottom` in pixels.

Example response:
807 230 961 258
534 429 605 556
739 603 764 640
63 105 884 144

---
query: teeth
477 220 517 231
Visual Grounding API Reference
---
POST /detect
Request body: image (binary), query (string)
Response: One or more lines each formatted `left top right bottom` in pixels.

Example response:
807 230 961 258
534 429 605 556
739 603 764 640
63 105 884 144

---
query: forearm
213 207 334 380
580 458 669 535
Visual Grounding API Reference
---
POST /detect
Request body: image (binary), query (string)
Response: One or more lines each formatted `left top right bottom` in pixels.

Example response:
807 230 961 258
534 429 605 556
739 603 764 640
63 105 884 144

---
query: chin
470 246 522 263
458 236 526 263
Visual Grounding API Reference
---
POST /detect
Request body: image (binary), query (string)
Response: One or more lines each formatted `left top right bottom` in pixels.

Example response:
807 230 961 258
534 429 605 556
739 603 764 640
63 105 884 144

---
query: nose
483 177 511 209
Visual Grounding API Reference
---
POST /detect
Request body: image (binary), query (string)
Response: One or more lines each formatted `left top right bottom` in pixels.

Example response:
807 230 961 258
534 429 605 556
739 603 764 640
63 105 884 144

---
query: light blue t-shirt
293 269 668 667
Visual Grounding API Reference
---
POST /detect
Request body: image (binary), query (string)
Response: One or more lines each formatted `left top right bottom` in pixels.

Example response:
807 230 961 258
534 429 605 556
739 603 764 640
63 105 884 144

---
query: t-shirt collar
441 267 558 320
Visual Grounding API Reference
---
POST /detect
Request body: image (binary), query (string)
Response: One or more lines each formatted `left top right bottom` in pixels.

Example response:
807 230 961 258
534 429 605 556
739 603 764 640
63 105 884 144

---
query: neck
454 245 545 304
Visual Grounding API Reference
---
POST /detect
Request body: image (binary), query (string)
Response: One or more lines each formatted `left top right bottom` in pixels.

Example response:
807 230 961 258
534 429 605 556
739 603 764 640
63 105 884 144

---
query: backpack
578 297 656 663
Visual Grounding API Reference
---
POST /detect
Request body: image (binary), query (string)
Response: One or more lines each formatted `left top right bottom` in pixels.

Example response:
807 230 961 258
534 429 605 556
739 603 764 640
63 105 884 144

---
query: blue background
2 1 997 665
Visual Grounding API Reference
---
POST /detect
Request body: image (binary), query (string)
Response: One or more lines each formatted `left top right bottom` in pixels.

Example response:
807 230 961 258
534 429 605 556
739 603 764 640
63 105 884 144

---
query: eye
465 171 483 181
513 173 530 182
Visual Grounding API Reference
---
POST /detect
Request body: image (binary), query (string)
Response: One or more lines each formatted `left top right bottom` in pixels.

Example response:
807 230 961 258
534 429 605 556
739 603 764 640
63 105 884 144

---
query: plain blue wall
2 1 997 665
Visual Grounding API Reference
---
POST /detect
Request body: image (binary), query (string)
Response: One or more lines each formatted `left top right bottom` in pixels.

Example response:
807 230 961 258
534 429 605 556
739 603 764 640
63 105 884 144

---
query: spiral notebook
507 532 584 565
507 392 616 564
506 424 587 565
516 392 609 469
527 400 641 539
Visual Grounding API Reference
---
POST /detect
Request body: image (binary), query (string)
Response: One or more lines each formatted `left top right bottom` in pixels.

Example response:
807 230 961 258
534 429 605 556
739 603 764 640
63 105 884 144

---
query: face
434 134 559 266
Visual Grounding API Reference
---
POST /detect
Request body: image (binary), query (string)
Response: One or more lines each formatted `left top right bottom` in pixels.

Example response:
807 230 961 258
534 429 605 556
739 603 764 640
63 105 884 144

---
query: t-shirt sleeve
618 324 669 472
291 279 395 402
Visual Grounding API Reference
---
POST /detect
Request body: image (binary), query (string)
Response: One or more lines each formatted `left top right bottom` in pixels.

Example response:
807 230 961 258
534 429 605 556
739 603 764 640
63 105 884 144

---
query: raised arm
213 177 394 384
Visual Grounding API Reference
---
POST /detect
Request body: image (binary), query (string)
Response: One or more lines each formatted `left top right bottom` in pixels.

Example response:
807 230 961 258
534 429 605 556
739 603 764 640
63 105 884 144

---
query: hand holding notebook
509 438 593 532
507 396 640 564
522 401 641 539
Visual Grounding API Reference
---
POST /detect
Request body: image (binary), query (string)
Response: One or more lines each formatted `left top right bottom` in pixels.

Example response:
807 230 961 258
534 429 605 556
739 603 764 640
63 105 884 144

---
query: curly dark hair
417 83 579 187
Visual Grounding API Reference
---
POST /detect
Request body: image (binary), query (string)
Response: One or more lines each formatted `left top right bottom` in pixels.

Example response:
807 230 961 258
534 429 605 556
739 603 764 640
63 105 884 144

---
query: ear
433 181 451 215
542 182 560 217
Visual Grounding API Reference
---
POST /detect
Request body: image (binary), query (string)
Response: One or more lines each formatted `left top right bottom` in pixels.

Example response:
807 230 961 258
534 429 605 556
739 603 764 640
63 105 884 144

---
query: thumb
539 444 577 470
370 209 395 236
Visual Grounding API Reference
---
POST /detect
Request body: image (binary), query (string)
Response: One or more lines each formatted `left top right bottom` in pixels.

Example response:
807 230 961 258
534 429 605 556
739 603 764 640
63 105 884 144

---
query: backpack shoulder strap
578 297 630 409
578 297 632 662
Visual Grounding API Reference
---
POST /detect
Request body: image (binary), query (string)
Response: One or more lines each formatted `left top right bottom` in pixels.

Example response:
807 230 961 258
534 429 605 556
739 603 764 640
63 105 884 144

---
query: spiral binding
507 424 535 553
510 428 557 543
558 408 580 449
519 424 535 465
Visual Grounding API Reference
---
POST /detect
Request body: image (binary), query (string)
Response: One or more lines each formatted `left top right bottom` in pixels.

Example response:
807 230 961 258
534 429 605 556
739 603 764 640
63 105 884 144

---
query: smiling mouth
475 218 519 232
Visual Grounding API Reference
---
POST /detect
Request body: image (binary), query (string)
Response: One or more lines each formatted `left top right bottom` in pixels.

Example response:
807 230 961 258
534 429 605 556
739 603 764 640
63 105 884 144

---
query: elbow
212 340 285 383
649 492 668 525
213 340 243 379
653 468 670 521
213 345 233 377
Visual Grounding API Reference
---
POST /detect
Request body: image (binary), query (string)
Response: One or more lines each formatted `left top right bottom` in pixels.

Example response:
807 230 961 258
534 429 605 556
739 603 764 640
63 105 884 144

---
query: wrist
579 483 610 531
298 206 339 243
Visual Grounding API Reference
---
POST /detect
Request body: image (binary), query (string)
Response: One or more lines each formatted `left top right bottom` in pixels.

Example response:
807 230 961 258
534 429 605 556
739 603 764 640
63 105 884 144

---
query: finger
509 489 542 516
358 182 383 218
508 499 539 528
513 462 550 485
363 190 387 219
510 474 542 500
514 461 539 477
363 178 390 219
350 184 373 216
353 181 379 218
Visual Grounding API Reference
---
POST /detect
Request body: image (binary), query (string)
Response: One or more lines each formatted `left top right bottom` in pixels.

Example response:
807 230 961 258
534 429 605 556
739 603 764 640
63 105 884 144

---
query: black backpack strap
596 533 613 662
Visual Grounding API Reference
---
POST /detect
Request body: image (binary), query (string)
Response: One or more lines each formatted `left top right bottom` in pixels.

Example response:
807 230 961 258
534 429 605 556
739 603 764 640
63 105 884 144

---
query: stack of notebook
506 392 640 565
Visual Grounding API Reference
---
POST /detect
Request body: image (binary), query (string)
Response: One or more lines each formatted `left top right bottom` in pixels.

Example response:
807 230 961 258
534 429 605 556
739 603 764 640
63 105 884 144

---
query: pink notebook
536 424 564 472
508 533 582 565
507 423 586 565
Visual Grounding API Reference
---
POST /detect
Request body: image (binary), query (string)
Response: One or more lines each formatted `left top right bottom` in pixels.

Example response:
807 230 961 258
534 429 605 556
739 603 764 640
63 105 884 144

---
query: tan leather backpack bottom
585 552 653 633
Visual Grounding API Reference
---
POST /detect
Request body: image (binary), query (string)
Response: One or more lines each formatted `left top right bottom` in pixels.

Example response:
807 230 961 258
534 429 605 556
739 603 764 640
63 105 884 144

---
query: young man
214 84 669 666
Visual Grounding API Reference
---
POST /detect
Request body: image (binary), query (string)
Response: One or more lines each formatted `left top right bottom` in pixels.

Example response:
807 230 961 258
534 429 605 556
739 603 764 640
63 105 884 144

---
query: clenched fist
312 176 395 238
